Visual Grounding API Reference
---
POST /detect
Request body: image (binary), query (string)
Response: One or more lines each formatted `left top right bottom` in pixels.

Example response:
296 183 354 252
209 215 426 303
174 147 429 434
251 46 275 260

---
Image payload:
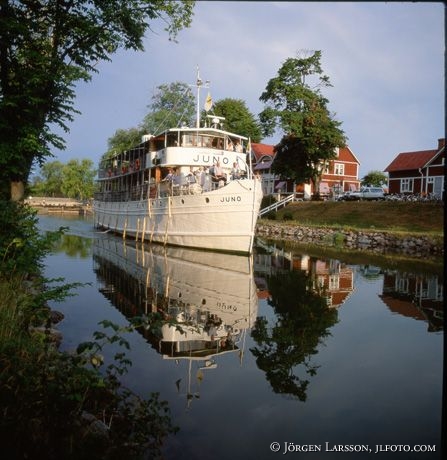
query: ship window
211 137 224 149
166 133 178 147
200 135 213 148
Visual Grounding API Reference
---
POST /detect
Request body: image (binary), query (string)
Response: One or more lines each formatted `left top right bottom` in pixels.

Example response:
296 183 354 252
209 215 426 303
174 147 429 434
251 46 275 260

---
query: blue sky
51 1 445 178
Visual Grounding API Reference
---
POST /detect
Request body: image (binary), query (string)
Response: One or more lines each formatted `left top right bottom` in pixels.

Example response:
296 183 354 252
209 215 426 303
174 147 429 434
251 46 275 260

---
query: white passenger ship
93 74 263 254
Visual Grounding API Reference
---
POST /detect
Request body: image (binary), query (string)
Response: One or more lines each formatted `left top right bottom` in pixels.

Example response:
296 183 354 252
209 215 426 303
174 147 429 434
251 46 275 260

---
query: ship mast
191 67 210 128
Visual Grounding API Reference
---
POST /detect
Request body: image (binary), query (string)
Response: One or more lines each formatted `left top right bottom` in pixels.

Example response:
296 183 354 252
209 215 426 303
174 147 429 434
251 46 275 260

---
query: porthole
181 199 185 204
205 197 210 203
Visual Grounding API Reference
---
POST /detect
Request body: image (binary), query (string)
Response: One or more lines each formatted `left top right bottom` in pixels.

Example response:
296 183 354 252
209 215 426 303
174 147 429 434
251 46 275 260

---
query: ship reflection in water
92 235 258 405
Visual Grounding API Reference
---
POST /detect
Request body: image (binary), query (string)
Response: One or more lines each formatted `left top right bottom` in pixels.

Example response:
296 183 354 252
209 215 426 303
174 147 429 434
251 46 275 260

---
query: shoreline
256 221 444 259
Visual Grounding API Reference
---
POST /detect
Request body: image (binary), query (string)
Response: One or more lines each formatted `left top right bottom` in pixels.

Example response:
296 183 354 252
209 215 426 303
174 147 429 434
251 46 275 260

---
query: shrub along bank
0 202 177 460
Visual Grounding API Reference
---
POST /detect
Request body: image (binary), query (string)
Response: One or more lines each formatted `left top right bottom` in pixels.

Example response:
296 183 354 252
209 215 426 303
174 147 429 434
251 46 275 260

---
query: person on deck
211 161 226 184
163 168 176 182
230 162 241 180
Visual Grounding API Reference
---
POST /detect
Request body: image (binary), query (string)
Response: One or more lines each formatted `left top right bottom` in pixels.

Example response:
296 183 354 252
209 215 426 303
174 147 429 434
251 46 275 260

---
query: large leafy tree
61 158 96 200
210 98 262 142
104 127 146 160
33 160 65 197
0 0 195 201
259 51 346 198
142 81 196 134
103 81 195 161
361 170 388 187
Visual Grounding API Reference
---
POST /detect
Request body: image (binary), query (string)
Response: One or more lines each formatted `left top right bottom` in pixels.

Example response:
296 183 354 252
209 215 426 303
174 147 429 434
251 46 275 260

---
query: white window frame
334 163 344 176
400 178 413 192
329 275 340 290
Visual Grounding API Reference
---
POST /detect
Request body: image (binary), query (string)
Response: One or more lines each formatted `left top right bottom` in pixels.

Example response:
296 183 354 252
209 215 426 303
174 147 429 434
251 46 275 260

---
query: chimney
437 138 445 150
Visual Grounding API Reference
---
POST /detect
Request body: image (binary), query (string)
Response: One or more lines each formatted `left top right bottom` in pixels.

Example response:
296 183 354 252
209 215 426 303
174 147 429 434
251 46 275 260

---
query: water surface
39 215 444 459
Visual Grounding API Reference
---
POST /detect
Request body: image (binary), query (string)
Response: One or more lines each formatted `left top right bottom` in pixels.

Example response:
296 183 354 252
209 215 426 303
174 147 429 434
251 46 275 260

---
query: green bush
0 202 177 459
261 195 277 209
0 306 178 459
0 201 65 276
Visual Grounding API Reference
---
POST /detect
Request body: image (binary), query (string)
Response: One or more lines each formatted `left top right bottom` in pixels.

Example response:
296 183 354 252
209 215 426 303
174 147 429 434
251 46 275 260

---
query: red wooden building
251 143 361 199
316 146 361 197
384 138 445 199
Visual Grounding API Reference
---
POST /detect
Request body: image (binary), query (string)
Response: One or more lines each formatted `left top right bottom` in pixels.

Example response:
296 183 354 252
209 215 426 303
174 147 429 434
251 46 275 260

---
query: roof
251 143 274 155
254 161 273 170
384 149 438 172
251 143 275 163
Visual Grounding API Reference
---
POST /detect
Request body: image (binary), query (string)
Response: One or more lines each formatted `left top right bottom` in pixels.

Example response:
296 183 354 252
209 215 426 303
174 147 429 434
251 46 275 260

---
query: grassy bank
261 201 444 235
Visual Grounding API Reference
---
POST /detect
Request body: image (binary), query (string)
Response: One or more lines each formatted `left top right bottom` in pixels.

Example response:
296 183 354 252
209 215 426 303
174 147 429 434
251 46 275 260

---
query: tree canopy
210 98 262 142
361 170 388 187
105 127 146 161
31 159 96 200
104 88 263 162
61 159 96 200
0 0 195 200
259 51 346 197
32 160 65 197
142 81 196 134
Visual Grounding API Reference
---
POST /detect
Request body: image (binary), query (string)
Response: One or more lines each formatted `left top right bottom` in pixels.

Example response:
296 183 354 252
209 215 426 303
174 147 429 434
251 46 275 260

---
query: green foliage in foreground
0 202 177 459
0 311 177 459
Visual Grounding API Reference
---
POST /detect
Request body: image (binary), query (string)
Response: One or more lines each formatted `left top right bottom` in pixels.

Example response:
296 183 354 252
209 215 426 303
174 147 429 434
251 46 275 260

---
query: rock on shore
256 223 443 258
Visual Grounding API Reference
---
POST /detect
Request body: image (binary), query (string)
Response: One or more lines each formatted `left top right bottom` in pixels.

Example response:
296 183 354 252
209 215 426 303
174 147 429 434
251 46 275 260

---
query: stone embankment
256 223 444 258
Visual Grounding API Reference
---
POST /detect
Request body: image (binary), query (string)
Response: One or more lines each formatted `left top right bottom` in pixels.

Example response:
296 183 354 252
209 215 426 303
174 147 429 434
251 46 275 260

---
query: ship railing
95 173 256 202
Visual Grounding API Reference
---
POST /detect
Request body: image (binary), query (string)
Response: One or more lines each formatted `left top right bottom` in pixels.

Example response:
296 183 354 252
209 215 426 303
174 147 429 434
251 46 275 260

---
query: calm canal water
38 214 444 460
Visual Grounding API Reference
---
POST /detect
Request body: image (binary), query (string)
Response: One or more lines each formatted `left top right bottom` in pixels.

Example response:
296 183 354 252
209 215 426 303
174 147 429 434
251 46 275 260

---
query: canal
38 215 444 459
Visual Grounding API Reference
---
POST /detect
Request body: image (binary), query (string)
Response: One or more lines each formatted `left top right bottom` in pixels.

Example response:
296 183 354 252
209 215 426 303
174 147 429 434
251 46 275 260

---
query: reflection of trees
51 234 91 258
250 270 338 401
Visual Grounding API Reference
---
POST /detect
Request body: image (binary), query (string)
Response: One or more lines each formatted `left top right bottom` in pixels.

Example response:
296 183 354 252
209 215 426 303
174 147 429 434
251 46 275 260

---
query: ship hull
93 179 263 254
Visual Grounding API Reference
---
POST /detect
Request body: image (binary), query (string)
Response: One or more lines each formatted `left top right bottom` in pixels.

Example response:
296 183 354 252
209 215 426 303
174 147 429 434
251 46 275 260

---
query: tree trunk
10 180 25 202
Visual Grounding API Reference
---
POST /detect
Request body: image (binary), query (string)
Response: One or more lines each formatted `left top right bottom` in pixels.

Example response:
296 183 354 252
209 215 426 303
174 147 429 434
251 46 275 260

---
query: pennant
204 92 213 112
246 138 252 153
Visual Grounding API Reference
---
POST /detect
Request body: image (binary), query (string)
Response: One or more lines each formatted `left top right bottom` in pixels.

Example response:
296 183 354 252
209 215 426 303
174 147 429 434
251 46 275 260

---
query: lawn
263 201 444 235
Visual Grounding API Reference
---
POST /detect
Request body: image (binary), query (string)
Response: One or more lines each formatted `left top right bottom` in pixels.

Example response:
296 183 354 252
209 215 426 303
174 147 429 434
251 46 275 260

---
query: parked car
336 191 355 201
347 187 385 201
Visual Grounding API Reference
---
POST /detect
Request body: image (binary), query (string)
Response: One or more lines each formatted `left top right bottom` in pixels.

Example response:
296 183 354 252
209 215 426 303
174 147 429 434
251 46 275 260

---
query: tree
104 127 146 160
61 159 96 201
101 81 195 161
32 161 64 197
361 170 388 187
141 81 196 134
259 51 346 198
0 1 195 201
210 98 262 142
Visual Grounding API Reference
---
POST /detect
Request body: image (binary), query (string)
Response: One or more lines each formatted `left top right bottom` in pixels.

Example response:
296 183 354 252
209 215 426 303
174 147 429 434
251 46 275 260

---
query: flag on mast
246 138 252 154
204 92 213 112
247 137 253 179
